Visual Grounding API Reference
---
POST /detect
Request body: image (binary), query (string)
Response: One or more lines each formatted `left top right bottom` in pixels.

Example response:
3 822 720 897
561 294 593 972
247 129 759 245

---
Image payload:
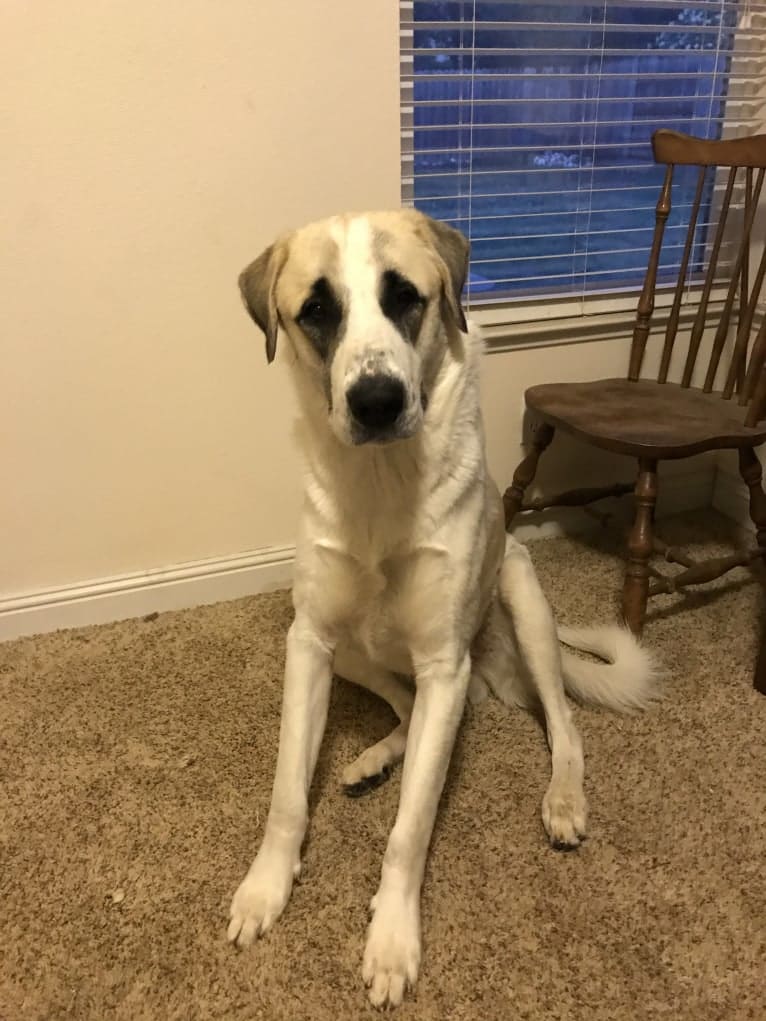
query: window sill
479 308 639 353
476 295 749 355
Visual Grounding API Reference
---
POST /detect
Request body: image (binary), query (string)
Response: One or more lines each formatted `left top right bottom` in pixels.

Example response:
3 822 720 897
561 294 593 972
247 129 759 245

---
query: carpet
1 512 764 1021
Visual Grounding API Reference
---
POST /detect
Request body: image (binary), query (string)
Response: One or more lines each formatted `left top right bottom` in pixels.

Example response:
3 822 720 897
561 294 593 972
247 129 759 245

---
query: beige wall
1 1 401 594
0 1 713 603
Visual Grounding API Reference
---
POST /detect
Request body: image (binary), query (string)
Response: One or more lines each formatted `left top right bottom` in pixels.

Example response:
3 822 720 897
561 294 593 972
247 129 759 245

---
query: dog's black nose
346 374 405 432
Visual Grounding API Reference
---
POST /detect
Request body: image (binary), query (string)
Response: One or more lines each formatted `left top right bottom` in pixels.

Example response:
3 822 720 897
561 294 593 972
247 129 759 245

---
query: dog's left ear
420 215 469 333
238 239 289 363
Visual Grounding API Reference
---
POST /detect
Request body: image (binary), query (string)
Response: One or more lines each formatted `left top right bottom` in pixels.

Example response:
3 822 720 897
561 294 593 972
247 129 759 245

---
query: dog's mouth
350 422 414 447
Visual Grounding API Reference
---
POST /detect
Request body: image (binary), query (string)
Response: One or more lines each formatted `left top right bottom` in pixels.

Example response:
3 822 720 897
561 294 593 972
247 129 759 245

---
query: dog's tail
487 539 661 715
557 624 661 713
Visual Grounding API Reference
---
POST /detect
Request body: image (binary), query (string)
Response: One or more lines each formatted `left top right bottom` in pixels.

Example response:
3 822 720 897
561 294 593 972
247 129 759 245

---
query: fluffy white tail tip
557 623 662 714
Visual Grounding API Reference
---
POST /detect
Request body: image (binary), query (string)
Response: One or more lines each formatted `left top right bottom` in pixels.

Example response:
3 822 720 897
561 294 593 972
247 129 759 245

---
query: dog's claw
343 765 392 798
551 838 580 852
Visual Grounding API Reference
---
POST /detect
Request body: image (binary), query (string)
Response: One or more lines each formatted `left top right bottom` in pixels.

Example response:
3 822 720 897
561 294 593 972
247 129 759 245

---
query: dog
227 210 658 1008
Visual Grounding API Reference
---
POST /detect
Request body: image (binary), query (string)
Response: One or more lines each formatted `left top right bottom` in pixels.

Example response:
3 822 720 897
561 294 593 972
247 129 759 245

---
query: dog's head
238 210 469 446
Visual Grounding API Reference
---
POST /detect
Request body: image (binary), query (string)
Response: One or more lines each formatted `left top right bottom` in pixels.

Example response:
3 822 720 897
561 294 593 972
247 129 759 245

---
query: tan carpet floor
1 512 765 1021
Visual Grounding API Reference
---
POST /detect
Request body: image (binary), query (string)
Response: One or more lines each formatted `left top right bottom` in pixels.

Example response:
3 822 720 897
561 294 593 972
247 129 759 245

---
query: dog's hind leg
498 538 587 850
334 644 414 797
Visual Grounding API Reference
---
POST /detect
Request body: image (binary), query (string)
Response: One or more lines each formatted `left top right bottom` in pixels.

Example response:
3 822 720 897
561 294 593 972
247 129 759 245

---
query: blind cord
466 0 477 315
580 0 609 314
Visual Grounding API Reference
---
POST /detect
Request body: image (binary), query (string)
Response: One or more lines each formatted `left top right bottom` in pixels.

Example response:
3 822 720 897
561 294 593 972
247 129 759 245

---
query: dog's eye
300 299 326 322
392 281 421 308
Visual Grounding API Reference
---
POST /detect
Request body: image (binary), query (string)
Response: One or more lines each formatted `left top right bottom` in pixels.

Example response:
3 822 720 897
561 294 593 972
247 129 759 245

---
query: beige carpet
2 512 764 1021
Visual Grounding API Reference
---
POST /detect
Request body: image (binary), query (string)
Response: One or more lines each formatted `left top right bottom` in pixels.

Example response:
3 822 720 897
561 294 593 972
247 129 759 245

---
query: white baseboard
0 545 295 643
0 465 717 644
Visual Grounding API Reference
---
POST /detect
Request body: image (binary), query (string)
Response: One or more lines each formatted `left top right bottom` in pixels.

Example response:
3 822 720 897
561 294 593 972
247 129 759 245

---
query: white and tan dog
228 210 657 1008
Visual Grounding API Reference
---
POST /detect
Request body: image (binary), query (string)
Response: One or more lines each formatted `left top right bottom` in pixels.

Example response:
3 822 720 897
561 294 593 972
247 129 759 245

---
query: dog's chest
352 560 411 666
302 537 449 669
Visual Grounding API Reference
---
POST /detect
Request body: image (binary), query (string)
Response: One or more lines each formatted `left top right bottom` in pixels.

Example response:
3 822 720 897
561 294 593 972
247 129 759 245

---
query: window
401 1 766 317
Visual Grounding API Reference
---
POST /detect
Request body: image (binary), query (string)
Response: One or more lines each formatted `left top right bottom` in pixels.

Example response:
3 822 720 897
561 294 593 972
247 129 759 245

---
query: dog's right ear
417 214 469 333
238 240 289 363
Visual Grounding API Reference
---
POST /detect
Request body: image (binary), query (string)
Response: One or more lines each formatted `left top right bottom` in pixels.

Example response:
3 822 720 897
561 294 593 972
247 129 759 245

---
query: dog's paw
342 740 396 794
362 888 421 1008
227 852 298 947
542 781 587 851
342 731 404 795
343 765 392 798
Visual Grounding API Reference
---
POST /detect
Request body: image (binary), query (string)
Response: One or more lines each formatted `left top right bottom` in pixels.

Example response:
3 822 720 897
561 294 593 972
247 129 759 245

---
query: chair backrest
629 130 766 427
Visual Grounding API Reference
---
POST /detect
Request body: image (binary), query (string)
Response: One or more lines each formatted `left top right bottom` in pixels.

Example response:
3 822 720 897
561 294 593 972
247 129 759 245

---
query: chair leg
755 625 766 697
738 447 766 695
503 422 555 530
622 458 658 636
738 447 766 550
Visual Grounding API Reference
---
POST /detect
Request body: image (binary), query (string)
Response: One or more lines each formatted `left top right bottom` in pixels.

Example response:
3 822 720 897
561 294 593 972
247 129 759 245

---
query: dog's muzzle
346 374 406 440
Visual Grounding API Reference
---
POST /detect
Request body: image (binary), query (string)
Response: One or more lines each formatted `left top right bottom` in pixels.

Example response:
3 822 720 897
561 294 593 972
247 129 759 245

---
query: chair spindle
704 167 765 392
658 166 706 384
745 362 766 427
681 165 738 387
736 167 753 392
742 312 766 406
723 232 766 399
629 165 674 381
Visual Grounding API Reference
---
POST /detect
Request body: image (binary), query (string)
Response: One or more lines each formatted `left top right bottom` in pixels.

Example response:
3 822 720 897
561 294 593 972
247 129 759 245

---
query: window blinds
401 0 766 308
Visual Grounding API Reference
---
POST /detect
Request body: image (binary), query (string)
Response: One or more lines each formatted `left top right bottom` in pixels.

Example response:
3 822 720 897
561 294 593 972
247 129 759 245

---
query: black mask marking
379 269 425 344
296 277 343 359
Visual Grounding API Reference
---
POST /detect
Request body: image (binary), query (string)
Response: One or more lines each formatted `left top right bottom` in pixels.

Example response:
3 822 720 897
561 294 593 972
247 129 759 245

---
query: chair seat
526 378 766 458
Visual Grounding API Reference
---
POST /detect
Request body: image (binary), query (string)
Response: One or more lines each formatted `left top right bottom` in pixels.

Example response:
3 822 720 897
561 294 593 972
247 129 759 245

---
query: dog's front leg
363 652 470 1008
228 615 333 947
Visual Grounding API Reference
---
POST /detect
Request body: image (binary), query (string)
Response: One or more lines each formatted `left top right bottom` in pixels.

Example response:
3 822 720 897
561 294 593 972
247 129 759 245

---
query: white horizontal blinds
401 0 766 306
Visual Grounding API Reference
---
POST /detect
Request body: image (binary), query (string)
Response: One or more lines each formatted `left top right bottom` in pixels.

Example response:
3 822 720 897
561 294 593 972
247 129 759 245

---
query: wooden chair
756 614 766 695
504 130 766 676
